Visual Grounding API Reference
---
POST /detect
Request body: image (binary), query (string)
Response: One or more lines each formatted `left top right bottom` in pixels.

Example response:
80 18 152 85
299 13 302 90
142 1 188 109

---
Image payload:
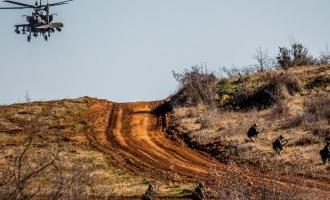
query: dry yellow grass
171 65 330 178
0 98 197 199
0 65 329 199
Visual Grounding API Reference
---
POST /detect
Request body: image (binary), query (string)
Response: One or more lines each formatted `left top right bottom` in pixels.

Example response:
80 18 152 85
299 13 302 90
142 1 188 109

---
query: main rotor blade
2 0 35 8
48 2 68 6
48 0 73 6
0 6 31 9
50 0 73 5
41 2 71 8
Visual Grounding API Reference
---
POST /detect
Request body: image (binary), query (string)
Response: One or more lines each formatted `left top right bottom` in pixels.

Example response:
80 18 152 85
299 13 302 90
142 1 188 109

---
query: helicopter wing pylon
14 24 30 27
36 22 63 29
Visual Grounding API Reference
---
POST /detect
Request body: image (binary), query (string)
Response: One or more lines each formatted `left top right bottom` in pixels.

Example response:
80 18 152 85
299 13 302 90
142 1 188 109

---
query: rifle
282 138 293 145
256 128 265 134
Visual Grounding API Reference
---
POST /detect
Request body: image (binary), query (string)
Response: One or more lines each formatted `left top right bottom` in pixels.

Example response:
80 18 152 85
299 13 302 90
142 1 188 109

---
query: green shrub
276 42 316 69
178 188 193 196
277 47 292 70
141 178 152 185
217 79 242 97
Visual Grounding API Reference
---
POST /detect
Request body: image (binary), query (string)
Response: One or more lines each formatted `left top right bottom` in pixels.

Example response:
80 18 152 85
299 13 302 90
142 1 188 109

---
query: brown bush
281 115 305 129
269 100 289 120
198 109 220 129
302 94 329 137
293 135 321 146
304 94 330 121
171 65 219 108
282 94 330 137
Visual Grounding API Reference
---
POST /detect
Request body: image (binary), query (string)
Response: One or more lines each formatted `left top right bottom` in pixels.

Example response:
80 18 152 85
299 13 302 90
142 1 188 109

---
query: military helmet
253 123 258 127
279 135 284 139
198 182 204 188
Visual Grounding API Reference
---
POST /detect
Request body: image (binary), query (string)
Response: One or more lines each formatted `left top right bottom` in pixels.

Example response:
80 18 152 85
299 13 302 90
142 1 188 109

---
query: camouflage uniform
142 184 154 200
320 142 330 165
192 182 206 200
247 123 262 141
272 135 286 155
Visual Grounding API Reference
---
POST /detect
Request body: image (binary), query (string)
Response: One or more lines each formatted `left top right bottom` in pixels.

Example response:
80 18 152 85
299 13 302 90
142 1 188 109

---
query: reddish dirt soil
83 99 330 197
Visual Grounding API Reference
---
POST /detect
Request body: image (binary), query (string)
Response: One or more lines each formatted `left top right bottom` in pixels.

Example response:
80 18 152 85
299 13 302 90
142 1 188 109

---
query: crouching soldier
247 123 263 142
272 135 290 155
142 184 154 200
192 182 206 200
320 142 330 165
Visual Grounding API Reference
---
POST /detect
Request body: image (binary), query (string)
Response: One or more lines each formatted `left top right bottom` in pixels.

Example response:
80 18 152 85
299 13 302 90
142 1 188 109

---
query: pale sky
0 0 329 104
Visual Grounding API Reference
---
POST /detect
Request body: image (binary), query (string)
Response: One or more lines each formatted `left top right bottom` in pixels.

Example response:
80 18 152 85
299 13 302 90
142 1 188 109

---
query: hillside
0 65 329 199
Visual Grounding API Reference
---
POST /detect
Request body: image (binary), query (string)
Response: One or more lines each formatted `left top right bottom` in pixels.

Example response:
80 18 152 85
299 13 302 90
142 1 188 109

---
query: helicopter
0 0 73 42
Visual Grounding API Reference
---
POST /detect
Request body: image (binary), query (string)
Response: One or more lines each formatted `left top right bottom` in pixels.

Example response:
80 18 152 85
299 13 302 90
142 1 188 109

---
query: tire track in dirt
83 99 330 196
107 102 220 179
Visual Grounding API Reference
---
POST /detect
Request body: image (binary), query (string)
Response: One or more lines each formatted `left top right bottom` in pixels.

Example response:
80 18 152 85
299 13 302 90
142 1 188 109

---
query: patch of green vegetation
178 188 193 196
160 188 194 197
116 170 126 176
217 79 242 97
141 178 153 185
94 163 107 170
71 123 85 132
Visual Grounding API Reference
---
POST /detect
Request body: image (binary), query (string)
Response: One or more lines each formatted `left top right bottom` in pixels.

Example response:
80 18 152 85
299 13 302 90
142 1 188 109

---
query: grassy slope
0 65 329 198
170 65 330 178
0 98 194 198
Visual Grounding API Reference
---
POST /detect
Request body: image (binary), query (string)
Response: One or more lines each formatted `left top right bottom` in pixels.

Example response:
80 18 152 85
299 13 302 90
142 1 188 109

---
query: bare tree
253 47 272 72
24 90 31 103
0 137 58 200
319 44 330 64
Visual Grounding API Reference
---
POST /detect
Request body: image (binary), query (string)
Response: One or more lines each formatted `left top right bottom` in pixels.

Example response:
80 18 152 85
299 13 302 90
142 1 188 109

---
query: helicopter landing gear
56 28 61 32
44 35 48 41
33 32 38 37
22 27 26 34
27 35 31 42
15 28 20 34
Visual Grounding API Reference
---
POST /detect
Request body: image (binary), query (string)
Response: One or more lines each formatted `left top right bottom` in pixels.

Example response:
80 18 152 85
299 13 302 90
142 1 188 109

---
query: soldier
142 184 154 200
320 142 330 165
272 135 288 155
247 123 263 142
192 182 206 200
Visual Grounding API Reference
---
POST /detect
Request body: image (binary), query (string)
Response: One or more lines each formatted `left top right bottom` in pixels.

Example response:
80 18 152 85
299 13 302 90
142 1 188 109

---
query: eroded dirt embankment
83 99 330 196
84 100 221 180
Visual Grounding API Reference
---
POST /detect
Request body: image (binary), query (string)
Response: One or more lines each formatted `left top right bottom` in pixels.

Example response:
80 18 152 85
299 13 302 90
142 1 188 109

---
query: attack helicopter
0 0 73 42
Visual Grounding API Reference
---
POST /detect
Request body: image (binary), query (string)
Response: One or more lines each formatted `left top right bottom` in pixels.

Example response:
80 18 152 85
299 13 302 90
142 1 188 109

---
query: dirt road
83 99 330 196
84 100 221 180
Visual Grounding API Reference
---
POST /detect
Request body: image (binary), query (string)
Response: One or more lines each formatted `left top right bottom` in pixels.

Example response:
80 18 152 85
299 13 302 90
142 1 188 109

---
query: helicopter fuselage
1 0 72 42
26 12 54 25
